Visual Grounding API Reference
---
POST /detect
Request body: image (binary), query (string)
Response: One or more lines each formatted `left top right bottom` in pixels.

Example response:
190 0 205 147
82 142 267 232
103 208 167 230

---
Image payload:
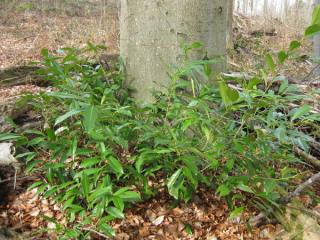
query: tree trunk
120 0 228 103
227 0 234 48
315 0 320 73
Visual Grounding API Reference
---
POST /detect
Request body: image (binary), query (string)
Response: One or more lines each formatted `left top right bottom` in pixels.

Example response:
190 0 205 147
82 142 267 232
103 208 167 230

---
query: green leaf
219 82 240 106
191 42 203 49
184 224 193 235
116 107 132 117
88 186 112 201
278 51 288 64
114 190 141 202
167 169 183 200
112 197 124 212
74 168 101 179
265 54 276 73
54 109 82 126
0 133 22 141
264 179 277 194
312 4 320 25
230 206 245 219
289 40 301 52
107 206 124 219
108 156 124 177
217 184 230 197
135 152 155 173
274 126 286 142
81 173 90 199
291 105 311 121
237 183 254 194
80 157 101 168
83 105 98 133
65 230 79 238
71 137 78 160
305 24 320 37
279 79 289 94
226 159 235 171
98 223 116 237
247 77 262 90
27 181 44 191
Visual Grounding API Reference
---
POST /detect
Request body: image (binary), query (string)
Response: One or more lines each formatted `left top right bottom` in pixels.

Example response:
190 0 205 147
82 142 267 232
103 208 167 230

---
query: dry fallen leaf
152 215 165 226
139 224 150 237
47 222 56 229
29 208 40 217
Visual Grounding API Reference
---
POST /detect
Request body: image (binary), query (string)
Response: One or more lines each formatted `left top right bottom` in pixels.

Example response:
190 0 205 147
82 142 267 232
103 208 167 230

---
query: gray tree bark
315 0 320 68
120 0 228 103
227 0 234 48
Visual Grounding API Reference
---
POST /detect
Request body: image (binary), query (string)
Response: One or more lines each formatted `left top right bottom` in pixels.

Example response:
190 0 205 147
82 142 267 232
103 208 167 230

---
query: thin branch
310 141 320 151
286 205 320 220
0 176 39 184
302 64 320 82
250 171 320 227
282 172 320 203
82 228 109 239
293 146 320 168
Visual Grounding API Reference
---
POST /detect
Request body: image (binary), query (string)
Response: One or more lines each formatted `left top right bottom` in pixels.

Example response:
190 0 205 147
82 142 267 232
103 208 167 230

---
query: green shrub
1 12 320 237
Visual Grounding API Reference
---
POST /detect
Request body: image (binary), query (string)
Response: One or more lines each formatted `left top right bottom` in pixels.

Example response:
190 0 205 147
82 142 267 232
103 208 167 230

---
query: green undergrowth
1 9 320 239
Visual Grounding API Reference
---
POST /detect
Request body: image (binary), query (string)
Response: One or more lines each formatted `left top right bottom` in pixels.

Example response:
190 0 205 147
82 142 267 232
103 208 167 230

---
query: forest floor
0 4 319 240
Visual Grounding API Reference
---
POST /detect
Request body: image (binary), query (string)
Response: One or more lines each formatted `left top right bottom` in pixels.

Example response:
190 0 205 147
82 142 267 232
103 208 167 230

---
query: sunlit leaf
219 82 240 106
289 40 301 52
107 206 124 219
265 53 276 73
81 173 90 199
83 105 98 133
305 24 320 37
230 206 245 219
167 169 183 199
54 109 82 126
290 105 311 121
278 51 288 64
108 156 124 177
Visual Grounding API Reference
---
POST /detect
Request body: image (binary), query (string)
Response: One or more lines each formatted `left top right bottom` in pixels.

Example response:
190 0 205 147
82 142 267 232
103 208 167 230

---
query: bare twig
302 64 320 82
250 171 320 226
282 172 320 203
286 205 320 220
310 141 320 151
249 210 273 227
13 168 17 190
293 146 320 169
0 176 39 184
82 228 109 239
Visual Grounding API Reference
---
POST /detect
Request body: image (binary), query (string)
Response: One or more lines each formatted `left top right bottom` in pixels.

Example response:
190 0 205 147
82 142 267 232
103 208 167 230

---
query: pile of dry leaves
0 178 272 239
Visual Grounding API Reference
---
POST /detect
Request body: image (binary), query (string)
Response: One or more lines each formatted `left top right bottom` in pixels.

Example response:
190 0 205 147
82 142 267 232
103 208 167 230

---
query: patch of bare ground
230 14 314 80
0 180 268 239
0 1 118 70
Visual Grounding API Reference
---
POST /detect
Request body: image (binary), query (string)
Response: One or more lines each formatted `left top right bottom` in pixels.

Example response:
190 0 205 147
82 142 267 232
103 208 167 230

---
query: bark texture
315 0 320 73
120 0 228 103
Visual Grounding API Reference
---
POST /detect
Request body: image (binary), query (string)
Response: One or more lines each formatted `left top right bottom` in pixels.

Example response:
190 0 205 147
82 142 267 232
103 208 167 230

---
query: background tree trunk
315 0 320 72
227 0 234 48
120 0 228 103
